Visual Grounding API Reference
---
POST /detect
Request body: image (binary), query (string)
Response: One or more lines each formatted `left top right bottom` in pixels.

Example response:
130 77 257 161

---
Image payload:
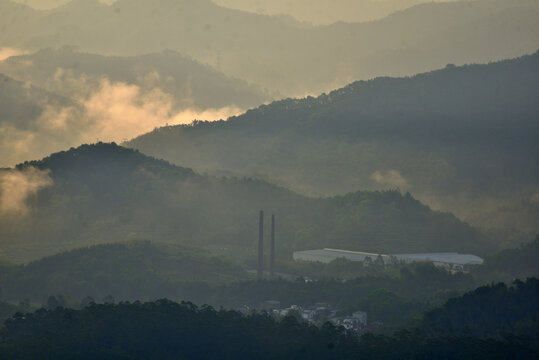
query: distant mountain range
1 0 537 96
0 47 267 110
0 143 489 264
213 0 430 24
126 52 539 237
12 0 432 24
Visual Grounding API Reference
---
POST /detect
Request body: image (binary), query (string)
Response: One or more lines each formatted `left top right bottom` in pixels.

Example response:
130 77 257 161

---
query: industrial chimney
257 210 264 280
270 214 275 278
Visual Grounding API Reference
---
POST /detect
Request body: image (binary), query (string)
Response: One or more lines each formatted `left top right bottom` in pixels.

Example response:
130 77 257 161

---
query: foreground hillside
1 280 538 359
1 237 536 309
0 238 536 330
0 143 488 263
0 243 476 325
127 52 539 237
0 301 362 360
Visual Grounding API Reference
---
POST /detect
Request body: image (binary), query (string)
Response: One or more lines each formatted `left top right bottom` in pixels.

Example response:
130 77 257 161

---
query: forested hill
1 291 537 359
0 143 488 263
473 236 539 283
127 52 539 237
421 278 539 343
0 241 248 303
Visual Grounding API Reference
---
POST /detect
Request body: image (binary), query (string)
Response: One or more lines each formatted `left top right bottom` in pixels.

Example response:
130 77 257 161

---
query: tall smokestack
270 214 275 278
257 210 264 280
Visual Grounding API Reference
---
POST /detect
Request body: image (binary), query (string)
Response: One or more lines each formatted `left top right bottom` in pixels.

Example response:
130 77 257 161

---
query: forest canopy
0 142 490 264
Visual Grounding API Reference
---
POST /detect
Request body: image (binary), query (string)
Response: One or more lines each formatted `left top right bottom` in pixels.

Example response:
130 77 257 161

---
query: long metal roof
293 248 483 265
391 252 484 265
293 248 379 262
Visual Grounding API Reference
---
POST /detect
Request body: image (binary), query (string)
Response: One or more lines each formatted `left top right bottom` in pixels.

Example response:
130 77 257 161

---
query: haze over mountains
12 0 443 24
127 52 539 238
1 0 538 96
1 0 537 169
0 47 264 166
0 0 536 260
0 47 267 110
1 1 539 356
0 73 84 166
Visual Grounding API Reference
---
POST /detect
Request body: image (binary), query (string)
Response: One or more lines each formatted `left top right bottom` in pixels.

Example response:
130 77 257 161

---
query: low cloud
80 79 243 143
371 169 408 189
0 47 28 61
0 79 244 166
0 167 52 215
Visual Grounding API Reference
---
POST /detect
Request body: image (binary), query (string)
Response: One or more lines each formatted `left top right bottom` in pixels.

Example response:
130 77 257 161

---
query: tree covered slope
0 300 363 360
473 236 539 283
1 293 537 360
0 143 489 263
0 241 247 303
127 52 539 235
420 278 539 342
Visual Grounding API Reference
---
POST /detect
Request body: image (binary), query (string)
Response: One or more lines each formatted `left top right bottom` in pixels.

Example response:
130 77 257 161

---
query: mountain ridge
126 51 539 237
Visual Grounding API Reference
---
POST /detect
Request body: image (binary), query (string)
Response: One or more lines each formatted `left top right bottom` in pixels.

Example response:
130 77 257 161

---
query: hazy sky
12 0 117 9
213 0 440 24
12 0 459 23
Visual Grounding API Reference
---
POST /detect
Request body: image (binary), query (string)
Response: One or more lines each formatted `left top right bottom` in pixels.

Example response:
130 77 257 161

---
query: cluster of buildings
293 248 484 271
252 300 379 334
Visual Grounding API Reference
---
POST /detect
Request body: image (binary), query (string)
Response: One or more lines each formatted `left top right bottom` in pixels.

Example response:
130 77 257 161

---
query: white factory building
292 248 483 270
